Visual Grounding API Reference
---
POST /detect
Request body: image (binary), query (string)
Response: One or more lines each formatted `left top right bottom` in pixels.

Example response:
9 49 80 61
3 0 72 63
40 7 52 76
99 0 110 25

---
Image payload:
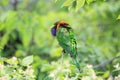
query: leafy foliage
0 0 120 80
59 0 95 11
0 56 35 80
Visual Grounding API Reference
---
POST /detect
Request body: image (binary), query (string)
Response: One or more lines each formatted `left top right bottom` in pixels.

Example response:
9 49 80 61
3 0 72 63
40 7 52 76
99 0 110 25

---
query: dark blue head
51 21 69 36
51 26 56 36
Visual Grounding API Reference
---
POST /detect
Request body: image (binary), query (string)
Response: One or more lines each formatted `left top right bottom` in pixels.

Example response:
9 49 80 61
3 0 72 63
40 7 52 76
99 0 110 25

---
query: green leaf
21 55 33 66
62 0 75 7
6 57 18 65
117 15 120 19
41 64 55 72
86 0 95 4
102 71 110 78
75 0 85 11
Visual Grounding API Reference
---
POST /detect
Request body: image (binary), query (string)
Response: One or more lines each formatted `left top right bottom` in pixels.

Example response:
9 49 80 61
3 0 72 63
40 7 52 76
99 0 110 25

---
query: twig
10 0 18 11
93 55 120 69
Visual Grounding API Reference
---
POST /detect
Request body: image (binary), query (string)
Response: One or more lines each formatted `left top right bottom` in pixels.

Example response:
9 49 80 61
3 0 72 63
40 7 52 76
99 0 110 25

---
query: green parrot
51 21 80 72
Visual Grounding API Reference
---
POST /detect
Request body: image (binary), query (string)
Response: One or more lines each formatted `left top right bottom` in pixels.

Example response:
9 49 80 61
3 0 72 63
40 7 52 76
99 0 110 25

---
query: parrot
51 21 80 72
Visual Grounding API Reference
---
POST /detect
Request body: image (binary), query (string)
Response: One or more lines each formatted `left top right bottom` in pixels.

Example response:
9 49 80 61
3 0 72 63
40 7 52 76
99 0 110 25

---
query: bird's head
51 21 69 36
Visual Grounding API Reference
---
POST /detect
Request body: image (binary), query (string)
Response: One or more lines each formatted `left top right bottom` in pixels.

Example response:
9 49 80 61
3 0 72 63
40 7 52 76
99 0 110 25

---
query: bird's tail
72 57 81 73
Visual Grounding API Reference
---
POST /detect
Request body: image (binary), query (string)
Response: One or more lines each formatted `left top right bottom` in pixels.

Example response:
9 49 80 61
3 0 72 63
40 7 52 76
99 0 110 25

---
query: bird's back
56 27 77 58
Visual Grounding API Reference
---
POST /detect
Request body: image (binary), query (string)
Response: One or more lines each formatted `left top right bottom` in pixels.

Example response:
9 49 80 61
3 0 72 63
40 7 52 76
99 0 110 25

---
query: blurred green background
0 0 120 80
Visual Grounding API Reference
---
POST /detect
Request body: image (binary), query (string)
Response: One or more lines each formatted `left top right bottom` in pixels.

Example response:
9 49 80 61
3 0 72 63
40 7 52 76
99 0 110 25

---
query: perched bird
51 21 80 72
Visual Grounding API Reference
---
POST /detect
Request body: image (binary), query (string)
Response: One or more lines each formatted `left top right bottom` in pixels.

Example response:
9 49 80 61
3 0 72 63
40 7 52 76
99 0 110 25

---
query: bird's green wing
56 27 77 58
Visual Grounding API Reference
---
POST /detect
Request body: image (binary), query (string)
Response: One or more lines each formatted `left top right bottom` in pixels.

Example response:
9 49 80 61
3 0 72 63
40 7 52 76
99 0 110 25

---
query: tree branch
93 55 120 69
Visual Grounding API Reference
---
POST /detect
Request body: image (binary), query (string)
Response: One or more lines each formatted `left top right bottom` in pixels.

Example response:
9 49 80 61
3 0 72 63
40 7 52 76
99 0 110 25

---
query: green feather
56 26 81 72
56 27 77 58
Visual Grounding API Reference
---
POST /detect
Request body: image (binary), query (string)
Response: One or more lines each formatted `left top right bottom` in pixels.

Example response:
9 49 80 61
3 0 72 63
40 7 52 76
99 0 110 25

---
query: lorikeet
51 21 80 72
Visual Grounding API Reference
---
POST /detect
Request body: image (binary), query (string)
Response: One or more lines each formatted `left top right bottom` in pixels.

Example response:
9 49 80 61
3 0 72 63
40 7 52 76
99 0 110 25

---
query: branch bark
93 55 120 68
10 0 18 11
